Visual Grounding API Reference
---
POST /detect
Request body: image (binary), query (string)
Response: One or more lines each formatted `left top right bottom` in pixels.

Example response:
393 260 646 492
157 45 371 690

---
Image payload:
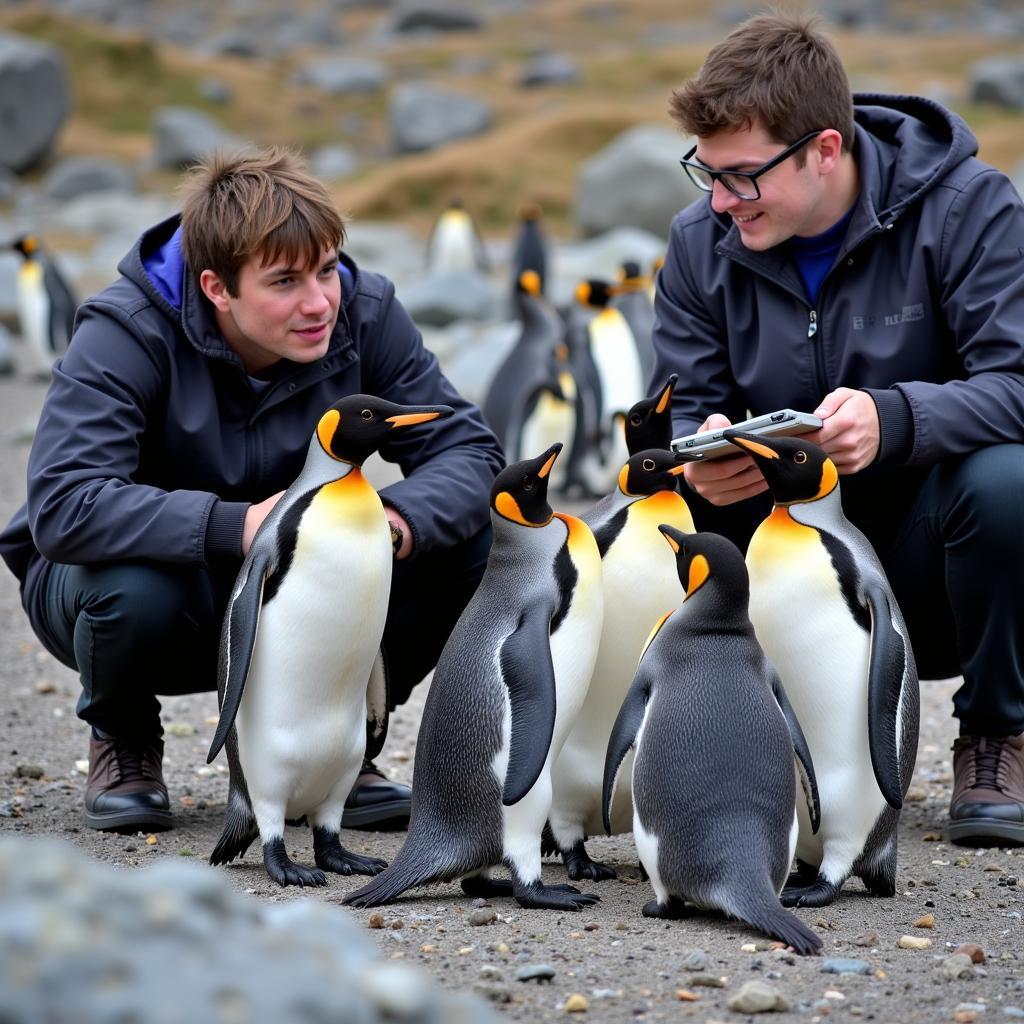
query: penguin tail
541 821 559 859
734 898 822 956
209 788 258 867
344 832 466 908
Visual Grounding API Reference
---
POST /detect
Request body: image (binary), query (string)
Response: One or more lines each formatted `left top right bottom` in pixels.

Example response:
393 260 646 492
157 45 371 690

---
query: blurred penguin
425 197 490 273
613 261 656 385
9 234 77 378
509 203 548 303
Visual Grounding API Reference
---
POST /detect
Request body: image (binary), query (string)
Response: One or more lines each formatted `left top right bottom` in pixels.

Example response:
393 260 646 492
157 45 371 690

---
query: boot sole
948 818 1024 846
341 797 411 831
83 807 173 834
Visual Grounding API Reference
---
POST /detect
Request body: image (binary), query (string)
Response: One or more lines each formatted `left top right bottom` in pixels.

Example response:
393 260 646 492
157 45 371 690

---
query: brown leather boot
83 730 172 833
948 732 1024 846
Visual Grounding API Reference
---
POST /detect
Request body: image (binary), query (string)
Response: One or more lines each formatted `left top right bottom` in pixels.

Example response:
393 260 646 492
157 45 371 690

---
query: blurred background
0 0 1022 422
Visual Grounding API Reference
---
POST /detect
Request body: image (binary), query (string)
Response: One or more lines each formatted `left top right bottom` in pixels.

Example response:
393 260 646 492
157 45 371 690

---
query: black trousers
25 526 493 738
684 444 1024 737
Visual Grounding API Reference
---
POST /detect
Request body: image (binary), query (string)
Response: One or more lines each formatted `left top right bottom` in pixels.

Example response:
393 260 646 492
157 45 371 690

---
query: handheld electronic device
670 409 823 460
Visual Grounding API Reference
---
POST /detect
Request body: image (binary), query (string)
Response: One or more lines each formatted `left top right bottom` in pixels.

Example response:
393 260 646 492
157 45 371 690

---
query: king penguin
725 430 919 907
509 203 548 303
603 528 822 954
612 260 656 386
345 443 605 911
207 394 454 887
10 234 77 378
425 197 490 273
548 445 695 880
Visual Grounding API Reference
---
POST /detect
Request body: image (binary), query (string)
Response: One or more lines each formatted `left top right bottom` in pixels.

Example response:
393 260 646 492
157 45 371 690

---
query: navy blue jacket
653 95 1024 538
0 215 504 596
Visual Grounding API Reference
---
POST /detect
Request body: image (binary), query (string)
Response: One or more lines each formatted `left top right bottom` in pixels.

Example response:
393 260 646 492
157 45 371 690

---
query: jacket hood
852 92 978 221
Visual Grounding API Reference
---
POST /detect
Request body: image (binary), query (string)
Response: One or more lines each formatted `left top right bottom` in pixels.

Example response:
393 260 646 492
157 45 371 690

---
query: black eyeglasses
680 130 824 201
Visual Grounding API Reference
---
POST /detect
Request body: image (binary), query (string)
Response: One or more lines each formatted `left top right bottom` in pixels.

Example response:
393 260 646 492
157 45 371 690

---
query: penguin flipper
602 673 651 836
365 648 390 761
865 585 908 810
499 603 557 807
207 549 272 764
771 674 821 834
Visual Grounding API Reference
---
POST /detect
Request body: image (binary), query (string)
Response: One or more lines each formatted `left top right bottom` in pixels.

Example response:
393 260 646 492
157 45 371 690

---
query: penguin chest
589 310 642 416
520 393 574 485
15 263 49 352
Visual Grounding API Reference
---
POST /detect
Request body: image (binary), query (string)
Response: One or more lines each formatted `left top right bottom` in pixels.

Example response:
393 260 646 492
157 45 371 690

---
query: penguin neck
680 584 753 635
778 485 842 528
299 435 362 490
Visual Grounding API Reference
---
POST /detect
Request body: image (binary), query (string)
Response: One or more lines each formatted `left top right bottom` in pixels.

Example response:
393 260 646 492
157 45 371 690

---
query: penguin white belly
428 215 477 272
499 516 603 882
237 482 391 829
520 393 574 490
590 311 643 419
16 264 52 373
747 511 884 875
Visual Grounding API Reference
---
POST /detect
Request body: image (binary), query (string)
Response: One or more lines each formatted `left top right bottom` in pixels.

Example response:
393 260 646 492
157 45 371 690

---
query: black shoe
341 758 411 831
83 729 172 833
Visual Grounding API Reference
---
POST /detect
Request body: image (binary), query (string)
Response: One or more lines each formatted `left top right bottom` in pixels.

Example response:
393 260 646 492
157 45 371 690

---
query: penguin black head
724 430 838 505
11 235 38 260
624 374 677 454
490 443 561 527
518 202 542 222
618 448 688 497
617 260 646 291
315 394 454 466
575 279 615 309
658 526 749 606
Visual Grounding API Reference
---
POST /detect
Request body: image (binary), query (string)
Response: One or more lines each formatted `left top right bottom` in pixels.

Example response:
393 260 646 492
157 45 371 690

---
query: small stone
564 993 589 1012
914 913 936 928
852 930 879 947
420 944 435 953
478 965 502 980
1002 1008 1024 1018
955 1012 977 1023
516 964 556 983
741 943 758 952
164 722 195 737
955 943 987 964
689 974 727 988
34 680 56 694
905 787 927 801
496 942 510 954
458 946 474 955
727 980 790 1013
14 765 45 779
680 950 712 970
822 959 871 976
468 908 497 926
923 832 943 841
584 922 599 931
388 919 404 930
824 989 846 1000
941 954 976 981
145 834 158 846
73 760 89 774
368 912 385 929
676 989 699 1001
472 982 511 1004
898 935 932 950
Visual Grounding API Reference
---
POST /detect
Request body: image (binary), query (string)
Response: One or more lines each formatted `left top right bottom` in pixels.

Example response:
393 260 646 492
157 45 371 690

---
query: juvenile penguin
725 430 919 907
425 197 489 273
10 234 77 377
603 528 823 955
345 444 604 911
548 446 695 880
208 394 454 887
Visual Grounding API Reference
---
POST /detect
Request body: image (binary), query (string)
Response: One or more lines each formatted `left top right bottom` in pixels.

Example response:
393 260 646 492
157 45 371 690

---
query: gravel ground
0 372 1021 1023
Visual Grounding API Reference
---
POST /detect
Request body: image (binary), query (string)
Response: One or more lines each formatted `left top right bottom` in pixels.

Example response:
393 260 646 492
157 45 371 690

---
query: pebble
14 764 45 779
852 930 879 947
563 993 588 1013
478 965 502 980
676 989 699 1001
822 959 871 975
913 913 936 928
680 949 711 971
34 680 56 694
898 935 932 950
1002 1008 1024 1018
164 722 195 737
689 974 727 988
941 954 976 981
515 964 555 983
368 912 385 929
955 943 987 964
468 908 497 926
472 982 511 1003
727 980 790 1014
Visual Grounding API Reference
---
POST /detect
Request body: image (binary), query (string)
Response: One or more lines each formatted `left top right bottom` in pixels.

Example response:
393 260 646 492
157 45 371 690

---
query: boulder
969 56 1024 110
310 145 359 181
390 83 494 154
42 157 137 202
293 58 388 96
519 52 579 88
398 268 500 326
152 106 247 169
574 123 703 239
391 1 485 32
0 32 71 173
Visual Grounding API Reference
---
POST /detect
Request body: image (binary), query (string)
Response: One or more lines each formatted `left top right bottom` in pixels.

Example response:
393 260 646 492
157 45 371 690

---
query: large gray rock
390 83 494 154
47 190 177 238
398 269 500 326
519 52 579 88
0 836 494 1024
574 123 703 239
391 1 485 32
343 221 424 284
310 145 359 181
293 57 388 95
0 33 71 173
42 157 137 202
152 106 247 169
969 56 1024 110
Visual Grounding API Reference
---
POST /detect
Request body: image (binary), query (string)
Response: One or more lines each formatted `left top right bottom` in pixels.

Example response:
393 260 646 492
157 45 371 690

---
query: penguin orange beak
667 464 688 476
387 410 449 427
725 431 780 460
655 374 677 414
538 448 560 479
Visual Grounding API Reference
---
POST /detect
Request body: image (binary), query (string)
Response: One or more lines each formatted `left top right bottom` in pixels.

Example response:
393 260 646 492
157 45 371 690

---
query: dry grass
3 1 1022 234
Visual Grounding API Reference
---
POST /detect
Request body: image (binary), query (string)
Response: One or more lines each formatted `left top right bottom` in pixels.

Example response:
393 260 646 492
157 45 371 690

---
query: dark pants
685 445 1024 737
26 526 493 738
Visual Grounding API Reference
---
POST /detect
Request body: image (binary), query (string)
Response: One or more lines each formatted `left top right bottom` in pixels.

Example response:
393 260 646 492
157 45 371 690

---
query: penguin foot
513 881 600 911
784 858 818 889
461 875 513 898
780 877 840 908
563 841 617 882
313 827 387 876
263 838 327 888
641 897 694 920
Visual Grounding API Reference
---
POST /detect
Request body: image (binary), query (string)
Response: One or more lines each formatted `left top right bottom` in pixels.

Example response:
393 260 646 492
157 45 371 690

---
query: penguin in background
345 443 604 911
509 203 547 303
9 234 77 378
548 445 696 880
208 394 454 888
516 344 577 494
612 260 656 385
425 197 490 273
561 306 605 498
648 254 665 305
603 528 822 955
724 430 919 907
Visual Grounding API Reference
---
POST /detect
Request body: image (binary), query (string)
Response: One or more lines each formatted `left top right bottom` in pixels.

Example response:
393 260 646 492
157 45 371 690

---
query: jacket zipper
807 310 818 338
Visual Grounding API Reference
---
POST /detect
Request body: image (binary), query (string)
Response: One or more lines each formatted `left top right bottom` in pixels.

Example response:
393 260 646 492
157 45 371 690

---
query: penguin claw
312 828 388 876
563 841 618 882
513 882 601 910
263 838 327 887
780 878 840 908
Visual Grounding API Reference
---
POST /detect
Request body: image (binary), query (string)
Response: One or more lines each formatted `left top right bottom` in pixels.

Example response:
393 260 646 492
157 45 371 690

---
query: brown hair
179 146 346 297
669 12 854 159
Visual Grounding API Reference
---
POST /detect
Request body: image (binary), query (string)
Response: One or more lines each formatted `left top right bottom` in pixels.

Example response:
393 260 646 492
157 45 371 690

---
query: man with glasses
653 13 1024 846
